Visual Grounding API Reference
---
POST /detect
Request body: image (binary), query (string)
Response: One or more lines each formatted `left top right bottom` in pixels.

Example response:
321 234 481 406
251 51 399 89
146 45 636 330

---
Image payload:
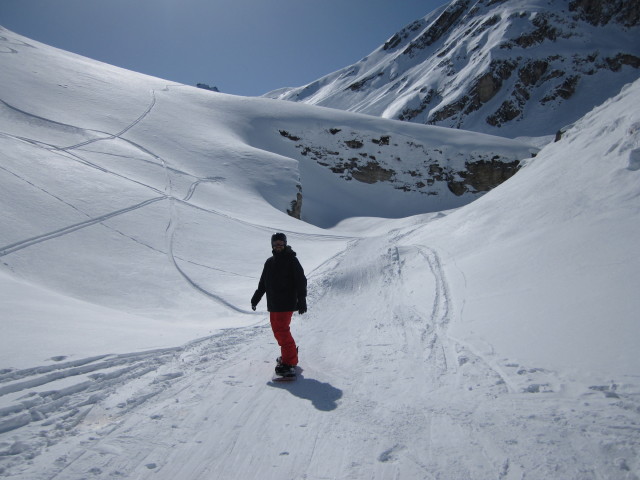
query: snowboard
272 372 296 382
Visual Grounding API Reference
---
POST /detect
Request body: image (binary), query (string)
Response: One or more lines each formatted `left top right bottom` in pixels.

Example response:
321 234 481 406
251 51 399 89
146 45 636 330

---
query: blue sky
0 0 445 96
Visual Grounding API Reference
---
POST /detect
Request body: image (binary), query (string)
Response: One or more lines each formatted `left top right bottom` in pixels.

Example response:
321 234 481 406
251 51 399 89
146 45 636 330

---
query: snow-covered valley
1 25 639 479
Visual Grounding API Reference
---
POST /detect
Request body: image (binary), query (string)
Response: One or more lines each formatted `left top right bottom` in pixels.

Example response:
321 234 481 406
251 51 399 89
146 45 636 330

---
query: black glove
251 291 261 311
298 299 307 315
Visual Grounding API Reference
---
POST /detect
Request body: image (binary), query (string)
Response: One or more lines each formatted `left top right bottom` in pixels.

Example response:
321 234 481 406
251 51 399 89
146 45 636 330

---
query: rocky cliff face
266 0 640 138
276 126 532 216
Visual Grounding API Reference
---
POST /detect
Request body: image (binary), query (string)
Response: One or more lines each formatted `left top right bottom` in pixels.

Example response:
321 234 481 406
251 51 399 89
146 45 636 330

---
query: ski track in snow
0 196 167 258
0 326 270 477
0 90 261 305
0 91 355 308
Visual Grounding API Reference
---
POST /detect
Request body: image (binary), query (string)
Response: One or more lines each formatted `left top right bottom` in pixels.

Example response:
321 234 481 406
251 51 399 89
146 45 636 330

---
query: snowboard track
0 325 269 476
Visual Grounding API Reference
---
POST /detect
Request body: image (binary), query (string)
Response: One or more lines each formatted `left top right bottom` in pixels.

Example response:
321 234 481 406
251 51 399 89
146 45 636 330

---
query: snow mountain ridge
0 23 640 480
266 0 640 138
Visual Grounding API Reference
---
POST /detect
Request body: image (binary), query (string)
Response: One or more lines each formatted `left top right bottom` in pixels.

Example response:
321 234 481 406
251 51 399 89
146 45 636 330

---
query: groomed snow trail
2 234 638 479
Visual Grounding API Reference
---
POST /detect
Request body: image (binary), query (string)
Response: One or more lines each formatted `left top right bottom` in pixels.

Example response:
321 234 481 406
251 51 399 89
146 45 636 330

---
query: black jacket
251 246 307 312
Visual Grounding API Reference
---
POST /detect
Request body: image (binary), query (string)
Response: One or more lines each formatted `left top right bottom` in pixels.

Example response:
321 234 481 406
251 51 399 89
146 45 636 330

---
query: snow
1 26 640 479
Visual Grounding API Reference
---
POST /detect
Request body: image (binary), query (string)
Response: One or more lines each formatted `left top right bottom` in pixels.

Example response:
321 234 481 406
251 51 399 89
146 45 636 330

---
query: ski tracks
0 326 266 477
0 91 169 257
391 243 527 478
0 196 167 258
0 89 251 309
400 242 640 479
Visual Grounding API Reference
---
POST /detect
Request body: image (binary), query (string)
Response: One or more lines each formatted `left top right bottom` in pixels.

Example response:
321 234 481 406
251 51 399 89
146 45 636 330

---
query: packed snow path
1 236 638 479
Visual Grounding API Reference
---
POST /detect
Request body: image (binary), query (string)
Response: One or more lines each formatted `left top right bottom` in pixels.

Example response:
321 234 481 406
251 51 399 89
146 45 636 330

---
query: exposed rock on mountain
266 0 640 137
196 83 219 92
276 127 531 202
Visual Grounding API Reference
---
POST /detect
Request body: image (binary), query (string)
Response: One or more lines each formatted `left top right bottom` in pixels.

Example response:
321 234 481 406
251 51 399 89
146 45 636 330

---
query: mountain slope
0 23 535 344
266 0 640 137
1 26 639 480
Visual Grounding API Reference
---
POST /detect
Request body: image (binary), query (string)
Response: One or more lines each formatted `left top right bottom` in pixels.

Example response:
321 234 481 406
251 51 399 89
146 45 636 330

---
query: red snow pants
270 311 298 366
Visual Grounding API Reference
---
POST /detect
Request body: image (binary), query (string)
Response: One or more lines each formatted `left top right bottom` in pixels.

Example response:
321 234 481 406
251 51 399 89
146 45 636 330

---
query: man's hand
298 300 307 315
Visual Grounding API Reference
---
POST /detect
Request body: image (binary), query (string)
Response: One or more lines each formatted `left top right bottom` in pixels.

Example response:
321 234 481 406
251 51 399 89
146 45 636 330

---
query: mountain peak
265 0 640 137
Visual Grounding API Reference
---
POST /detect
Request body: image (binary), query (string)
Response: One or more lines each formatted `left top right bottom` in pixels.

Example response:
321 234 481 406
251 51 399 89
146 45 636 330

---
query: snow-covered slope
266 0 640 137
0 25 535 340
1 26 639 479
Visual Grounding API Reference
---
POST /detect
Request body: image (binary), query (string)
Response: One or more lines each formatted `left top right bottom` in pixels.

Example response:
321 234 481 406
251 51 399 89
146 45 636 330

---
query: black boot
275 357 295 377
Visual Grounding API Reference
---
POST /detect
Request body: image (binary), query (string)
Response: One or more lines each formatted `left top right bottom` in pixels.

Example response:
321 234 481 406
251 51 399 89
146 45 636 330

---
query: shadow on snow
268 372 343 412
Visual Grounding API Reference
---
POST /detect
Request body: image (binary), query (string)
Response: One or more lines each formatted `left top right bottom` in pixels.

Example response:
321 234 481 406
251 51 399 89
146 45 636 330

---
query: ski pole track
1 104 171 198
408 243 640 478
0 325 268 475
0 171 250 280
75 146 196 179
387 242 524 475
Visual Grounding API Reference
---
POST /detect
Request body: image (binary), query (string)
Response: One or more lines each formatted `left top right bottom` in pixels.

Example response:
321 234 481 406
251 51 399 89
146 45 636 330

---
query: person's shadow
268 369 342 411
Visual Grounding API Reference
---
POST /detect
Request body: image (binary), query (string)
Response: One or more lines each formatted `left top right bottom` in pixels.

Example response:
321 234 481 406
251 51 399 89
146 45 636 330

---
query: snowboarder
251 233 307 377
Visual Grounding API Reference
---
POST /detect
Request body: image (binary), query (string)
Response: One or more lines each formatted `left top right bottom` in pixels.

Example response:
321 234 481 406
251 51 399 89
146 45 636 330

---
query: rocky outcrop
448 158 521 195
569 0 640 27
351 161 395 184
277 127 530 211
403 0 470 56
196 83 219 92
287 188 303 219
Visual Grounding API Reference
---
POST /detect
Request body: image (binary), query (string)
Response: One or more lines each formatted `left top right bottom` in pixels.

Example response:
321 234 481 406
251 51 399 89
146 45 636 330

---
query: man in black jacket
251 233 307 376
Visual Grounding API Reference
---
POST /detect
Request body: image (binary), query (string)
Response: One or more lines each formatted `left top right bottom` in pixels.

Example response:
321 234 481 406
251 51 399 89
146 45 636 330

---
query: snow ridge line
0 196 167 258
173 196 357 243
